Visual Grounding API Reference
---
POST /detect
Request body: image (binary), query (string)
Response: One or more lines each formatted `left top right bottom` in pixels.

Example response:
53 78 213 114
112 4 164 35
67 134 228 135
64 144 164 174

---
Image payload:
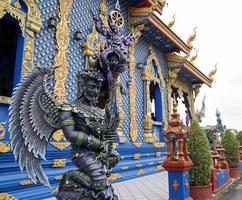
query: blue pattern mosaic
34 0 58 67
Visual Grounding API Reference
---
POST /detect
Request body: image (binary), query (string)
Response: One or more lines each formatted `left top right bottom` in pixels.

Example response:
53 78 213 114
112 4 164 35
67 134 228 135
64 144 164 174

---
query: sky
160 0 242 131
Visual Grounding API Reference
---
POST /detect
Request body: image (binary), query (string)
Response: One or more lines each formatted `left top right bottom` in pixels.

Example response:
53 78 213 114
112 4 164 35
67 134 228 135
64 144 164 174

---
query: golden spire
167 14 176 28
208 63 217 82
189 49 198 64
187 26 197 50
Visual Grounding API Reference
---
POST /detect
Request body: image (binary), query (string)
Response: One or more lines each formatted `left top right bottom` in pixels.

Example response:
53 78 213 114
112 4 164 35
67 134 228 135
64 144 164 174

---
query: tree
188 120 211 185
236 131 242 146
222 130 240 168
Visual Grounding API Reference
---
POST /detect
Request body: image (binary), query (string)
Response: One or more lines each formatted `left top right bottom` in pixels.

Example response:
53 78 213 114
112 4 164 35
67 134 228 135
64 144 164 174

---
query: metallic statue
9 1 134 199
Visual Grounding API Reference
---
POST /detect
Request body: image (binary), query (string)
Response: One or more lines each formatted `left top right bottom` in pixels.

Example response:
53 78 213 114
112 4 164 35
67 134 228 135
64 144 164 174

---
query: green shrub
188 120 211 186
222 130 240 168
236 131 242 146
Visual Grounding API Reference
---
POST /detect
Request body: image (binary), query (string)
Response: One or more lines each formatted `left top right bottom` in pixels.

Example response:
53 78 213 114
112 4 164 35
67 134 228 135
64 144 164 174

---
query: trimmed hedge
236 131 242 146
222 130 240 168
188 120 211 186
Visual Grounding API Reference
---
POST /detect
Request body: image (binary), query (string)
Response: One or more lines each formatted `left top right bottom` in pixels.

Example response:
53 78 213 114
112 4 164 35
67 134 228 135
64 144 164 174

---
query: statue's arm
92 11 110 36
59 111 103 151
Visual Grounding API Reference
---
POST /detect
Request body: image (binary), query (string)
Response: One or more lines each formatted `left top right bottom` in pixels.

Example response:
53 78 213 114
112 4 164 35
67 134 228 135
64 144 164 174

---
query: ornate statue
216 109 225 137
196 95 206 122
9 1 134 200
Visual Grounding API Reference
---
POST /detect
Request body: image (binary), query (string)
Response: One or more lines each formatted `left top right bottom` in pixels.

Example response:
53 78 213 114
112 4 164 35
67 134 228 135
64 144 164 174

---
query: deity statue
9 1 134 199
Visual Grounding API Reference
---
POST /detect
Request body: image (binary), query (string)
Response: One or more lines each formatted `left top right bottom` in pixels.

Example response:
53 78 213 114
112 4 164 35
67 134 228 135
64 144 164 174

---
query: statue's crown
78 69 104 82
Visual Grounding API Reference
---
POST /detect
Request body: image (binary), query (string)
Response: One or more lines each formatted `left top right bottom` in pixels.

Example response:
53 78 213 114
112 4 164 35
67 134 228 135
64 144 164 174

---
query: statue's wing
9 67 61 187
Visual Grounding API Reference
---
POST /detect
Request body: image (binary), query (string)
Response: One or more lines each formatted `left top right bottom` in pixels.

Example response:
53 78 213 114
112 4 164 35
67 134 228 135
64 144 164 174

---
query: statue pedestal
163 161 193 200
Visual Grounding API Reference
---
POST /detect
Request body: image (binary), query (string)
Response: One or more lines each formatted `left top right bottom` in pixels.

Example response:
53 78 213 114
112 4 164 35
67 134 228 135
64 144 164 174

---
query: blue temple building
0 0 213 199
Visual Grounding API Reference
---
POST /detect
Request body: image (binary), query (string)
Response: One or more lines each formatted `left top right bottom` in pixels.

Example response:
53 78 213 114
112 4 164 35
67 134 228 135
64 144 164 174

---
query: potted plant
188 120 212 200
222 130 240 178
236 131 242 160
236 131 242 146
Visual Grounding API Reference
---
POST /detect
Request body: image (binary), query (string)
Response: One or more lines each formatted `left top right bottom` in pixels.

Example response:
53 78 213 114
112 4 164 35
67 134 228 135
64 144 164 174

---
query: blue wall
0 0 169 199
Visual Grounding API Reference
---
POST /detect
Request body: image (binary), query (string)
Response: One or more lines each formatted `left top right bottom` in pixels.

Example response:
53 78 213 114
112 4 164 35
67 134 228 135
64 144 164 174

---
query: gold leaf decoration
107 173 122 181
52 159 66 168
50 142 70 151
129 32 141 142
136 169 145 176
52 130 65 142
0 142 10 153
0 193 16 200
54 0 73 103
19 179 34 186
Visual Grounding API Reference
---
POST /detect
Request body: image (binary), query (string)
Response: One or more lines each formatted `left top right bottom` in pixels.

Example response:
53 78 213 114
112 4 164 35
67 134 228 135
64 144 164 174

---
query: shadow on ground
219 177 242 200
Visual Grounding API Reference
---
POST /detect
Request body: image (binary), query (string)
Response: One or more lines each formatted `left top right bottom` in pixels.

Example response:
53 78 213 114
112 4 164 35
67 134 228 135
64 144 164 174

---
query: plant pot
190 184 212 200
229 167 240 179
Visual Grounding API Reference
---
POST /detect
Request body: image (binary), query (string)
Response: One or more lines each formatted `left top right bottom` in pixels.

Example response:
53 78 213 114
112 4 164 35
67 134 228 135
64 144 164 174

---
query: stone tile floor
46 172 168 200
113 172 168 200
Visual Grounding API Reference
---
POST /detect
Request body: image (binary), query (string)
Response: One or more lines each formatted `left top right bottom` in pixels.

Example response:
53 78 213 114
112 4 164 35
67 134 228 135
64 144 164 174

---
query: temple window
0 15 21 97
142 46 167 143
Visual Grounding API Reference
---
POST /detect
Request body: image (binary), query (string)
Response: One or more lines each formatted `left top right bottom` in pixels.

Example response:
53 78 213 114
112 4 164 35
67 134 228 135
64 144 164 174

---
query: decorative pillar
163 97 193 200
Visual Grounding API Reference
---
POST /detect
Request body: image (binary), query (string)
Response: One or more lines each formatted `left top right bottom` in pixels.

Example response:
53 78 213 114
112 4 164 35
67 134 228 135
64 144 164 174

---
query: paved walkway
219 177 242 200
45 172 168 200
113 172 168 200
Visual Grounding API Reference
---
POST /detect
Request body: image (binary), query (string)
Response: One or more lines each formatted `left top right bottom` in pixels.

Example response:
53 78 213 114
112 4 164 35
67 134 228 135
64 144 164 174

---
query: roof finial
115 0 121 11
167 13 176 28
187 26 197 50
208 63 217 83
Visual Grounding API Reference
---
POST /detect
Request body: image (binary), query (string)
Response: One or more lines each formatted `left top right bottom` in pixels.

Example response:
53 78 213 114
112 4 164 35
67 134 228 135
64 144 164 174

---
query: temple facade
0 0 213 199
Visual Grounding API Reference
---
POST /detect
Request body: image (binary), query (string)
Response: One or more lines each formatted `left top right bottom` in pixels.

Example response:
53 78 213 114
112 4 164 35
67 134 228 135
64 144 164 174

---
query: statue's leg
72 149 116 200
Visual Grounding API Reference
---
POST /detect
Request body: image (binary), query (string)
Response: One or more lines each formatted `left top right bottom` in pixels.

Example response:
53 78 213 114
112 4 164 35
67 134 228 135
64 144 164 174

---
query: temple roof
129 4 190 54
167 54 212 87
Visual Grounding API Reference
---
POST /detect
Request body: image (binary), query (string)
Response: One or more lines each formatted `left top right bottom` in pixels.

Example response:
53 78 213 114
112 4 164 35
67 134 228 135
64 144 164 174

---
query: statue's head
77 70 104 105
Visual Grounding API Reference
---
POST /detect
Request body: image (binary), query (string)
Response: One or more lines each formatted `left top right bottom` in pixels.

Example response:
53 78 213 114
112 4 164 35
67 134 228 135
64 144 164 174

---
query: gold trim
133 153 141 160
129 31 141 143
156 152 161 157
137 169 145 176
22 34 35 76
116 77 127 144
50 142 70 151
0 193 16 200
129 7 153 16
55 175 63 181
0 142 10 153
0 122 6 140
19 179 34 186
54 0 73 103
52 130 65 142
107 173 122 181
156 165 164 171
24 0 42 32
52 159 66 168
133 142 142 148
0 96 11 104
0 1 26 35
173 179 179 191
142 46 168 129
153 142 165 148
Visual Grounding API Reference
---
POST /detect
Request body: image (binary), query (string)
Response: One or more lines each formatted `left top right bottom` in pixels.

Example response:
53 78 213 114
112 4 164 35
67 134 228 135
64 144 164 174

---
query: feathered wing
9 67 61 187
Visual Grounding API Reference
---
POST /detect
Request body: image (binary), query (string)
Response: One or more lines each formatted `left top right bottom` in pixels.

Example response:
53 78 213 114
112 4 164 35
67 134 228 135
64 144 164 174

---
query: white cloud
162 0 242 130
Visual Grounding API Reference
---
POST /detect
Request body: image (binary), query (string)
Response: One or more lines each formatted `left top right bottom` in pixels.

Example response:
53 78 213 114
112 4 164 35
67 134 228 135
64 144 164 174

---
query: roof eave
183 61 212 87
148 13 190 54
